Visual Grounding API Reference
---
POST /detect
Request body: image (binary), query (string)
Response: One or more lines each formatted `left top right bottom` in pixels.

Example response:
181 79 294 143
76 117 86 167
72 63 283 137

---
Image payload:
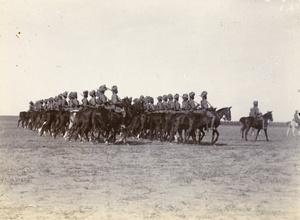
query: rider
181 93 189 110
48 97 54 110
72 92 80 109
89 90 97 107
29 101 35 111
249 101 265 129
97 85 110 106
200 91 216 131
53 96 59 110
162 95 168 110
188 92 198 111
293 110 300 127
146 96 156 112
82 90 89 107
43 99 49 110
167 94 175 111
174 94 181 111
111 85 126 127
62 91 68 108
156 96 163 110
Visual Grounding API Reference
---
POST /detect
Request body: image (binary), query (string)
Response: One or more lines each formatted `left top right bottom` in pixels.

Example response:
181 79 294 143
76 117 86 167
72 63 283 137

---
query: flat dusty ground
0 116 299 219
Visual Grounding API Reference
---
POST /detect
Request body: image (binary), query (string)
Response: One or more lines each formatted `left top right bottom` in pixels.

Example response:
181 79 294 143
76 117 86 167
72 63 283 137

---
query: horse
240 111 273 141
91 97 135 143
195 107 232 144
286 120 300 136
170 107 232 144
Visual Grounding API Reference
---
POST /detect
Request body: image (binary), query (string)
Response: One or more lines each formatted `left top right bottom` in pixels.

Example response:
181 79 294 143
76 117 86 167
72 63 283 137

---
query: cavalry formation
17 87 279 144
18 87 234 144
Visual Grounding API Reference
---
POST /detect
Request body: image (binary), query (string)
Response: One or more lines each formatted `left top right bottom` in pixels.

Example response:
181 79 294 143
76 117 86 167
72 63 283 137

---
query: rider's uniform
294 111 300 126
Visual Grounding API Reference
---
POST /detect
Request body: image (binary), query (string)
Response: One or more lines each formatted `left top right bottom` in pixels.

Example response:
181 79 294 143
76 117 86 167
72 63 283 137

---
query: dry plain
0 116 299 220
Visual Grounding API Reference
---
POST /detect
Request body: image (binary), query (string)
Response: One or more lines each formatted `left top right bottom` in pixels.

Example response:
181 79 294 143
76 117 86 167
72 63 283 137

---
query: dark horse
240 111 273 141
92 97 135 143
170 107 232 144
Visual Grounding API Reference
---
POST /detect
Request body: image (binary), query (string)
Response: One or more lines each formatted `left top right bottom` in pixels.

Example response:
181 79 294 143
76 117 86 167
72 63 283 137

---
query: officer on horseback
200 91 216 131
249 101 265 129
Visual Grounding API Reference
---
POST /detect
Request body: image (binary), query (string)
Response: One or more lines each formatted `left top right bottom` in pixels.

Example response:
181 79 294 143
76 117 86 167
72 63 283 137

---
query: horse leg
212 129 219 144
241 126 245 139
18 119 22 128
190 129 197 144
292 125 296 137
255 129 261 141
244 127 251 141
198 128 205 143
264 129 269 141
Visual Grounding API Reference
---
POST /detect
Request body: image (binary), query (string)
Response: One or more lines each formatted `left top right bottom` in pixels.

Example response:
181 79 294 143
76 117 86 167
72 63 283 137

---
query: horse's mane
263 111 272 117
216 107 231 113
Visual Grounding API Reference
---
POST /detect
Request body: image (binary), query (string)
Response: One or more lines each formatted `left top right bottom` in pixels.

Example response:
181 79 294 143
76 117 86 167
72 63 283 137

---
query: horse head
122 97 132 107
264 111 273 122
216 107 232 121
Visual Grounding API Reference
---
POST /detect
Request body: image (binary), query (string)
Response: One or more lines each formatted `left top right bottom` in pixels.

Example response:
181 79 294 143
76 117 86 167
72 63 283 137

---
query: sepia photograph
0 0 299 219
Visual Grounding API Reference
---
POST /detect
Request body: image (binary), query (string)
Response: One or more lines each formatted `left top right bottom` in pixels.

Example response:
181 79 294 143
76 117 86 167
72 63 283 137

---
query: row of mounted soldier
28 85 216 130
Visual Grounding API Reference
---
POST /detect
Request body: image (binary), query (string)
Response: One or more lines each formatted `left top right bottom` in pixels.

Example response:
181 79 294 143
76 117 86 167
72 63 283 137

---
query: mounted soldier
48 97 54 110
188 92 198 111
156 96 163 110
249 101 265 129
97 85 110 106
110 85 126 127
72 92 80 109
167 94 175 111
181 94 189 110
35 100 44 111
89 90 97 107
200 91 216 131
57 94 63 109
62 91 68 108
53 96 59 110
174 94 181 111
145 96 156 112
294 110 300 127
29 101 35 112
43 99 49 110
68 92 80 110
162 95 168 110
82 90 89 107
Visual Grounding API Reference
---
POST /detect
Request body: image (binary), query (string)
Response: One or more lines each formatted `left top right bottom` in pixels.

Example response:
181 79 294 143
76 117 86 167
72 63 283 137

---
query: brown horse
240 111 273 141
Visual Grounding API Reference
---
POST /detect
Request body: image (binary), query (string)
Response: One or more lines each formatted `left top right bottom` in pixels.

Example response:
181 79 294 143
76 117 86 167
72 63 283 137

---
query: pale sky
1 0 299 122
